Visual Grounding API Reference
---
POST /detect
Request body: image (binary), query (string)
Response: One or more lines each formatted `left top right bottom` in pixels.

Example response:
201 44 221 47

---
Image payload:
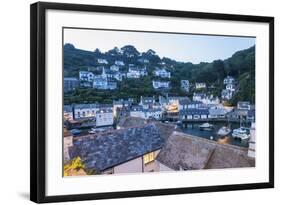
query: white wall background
0 0 279 204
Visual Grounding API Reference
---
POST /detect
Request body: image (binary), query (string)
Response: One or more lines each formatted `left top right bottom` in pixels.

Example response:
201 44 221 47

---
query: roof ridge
171 131 248 151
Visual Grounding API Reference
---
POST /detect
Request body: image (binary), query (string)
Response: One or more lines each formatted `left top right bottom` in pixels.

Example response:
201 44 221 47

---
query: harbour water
181 121 250 148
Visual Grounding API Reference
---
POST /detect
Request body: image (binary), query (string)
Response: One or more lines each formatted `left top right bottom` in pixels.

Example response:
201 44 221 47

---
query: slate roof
74 104 97 109
208 107 228 115
69 124 165 172
79 71 91 74
180 108 209 115
157 131 255 170
64 77 78 81
64 105 73 112
179 98 191 105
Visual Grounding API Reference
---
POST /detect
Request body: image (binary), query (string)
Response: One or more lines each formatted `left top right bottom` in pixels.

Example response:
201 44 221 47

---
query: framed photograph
30 2 274 203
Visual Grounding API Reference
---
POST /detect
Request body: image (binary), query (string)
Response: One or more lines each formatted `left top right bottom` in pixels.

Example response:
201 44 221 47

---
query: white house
130 104 162 120
186 101 205 109
221 89 233 100
181 80 190 92
97 58 108 64
139 96 156 109
127 66 147 78
180 109 209 120
200 95 220 106
74 104 97 119
153 68 171 78
195 82 206 89
193 93 206 102
237 101 251 110
110 65 120 72
115 60 125 66
64 77 79 92
93 78 117 90
138 58 149 64
143 108 162 120
224 76 236 85
79 71 94 82
208 106 228 119
96 108 114 127
130 106 145 119
152 80 170 89
226 83 236 91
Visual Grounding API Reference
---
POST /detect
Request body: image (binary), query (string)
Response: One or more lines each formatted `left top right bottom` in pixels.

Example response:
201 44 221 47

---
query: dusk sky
64 28 255 64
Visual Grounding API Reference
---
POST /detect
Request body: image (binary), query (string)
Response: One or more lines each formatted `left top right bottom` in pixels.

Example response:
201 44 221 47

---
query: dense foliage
64 44 255 105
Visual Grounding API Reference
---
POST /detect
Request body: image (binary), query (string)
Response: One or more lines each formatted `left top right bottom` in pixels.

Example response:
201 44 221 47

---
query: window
143 152 155 165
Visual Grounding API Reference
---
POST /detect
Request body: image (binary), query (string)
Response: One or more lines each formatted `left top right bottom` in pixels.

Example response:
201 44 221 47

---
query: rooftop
69 123 166 172
64 77 78 81
180 108 209 115
157 131 255 170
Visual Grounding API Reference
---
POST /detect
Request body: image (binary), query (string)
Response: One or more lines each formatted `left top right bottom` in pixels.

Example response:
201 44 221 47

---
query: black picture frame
30 1 274 203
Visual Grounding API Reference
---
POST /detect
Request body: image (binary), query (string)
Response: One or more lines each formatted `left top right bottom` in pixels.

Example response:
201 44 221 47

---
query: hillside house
97 58 108 64
138 58 150 64
195 82 206 89
181 80 190 92
193 93 206 102
127 66 147 78
221 89 233 100
110 65 120 72
79 71 94 82
223 76 236 85
93 77 117 90
153 68 171 78
114 60 125 66
226 83 237 92
152 80 170 89
64 77 79 92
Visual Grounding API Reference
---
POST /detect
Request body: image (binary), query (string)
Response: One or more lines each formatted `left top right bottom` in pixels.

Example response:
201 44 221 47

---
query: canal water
181 122 250 148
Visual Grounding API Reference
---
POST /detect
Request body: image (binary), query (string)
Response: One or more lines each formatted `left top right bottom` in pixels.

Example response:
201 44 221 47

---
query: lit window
143 152 155 165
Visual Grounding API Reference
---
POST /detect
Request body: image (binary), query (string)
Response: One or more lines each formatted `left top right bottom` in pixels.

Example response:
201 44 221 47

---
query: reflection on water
181 122 250 148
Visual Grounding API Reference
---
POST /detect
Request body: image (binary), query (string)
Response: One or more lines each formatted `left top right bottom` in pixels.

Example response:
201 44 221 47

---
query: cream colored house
103 150 161 174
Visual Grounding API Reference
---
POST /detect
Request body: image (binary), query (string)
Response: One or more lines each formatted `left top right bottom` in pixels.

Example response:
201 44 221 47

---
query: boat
199 123 214 130
70 129 81 135
217 126 231 136
88 129 96 134
232 127 250 140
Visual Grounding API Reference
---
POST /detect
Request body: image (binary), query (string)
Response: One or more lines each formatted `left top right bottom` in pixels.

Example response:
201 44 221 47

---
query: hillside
64 44 255 105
